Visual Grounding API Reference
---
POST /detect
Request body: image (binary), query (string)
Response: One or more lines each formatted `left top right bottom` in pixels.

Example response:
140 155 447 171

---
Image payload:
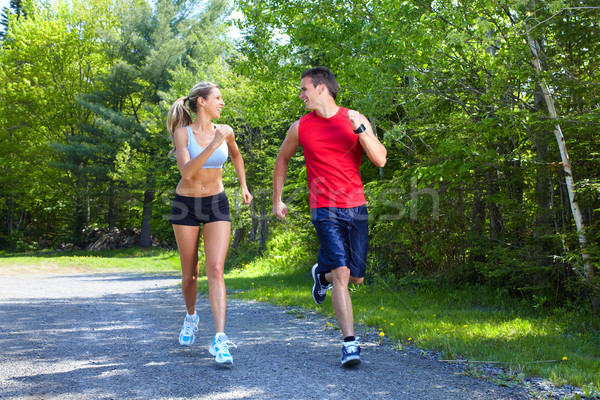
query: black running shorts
170 192 231 225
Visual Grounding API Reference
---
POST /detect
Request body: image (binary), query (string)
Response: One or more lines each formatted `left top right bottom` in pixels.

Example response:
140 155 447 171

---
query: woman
167 82 252 366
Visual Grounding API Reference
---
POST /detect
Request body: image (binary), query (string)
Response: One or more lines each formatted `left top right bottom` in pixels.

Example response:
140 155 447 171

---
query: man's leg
329 266 354 338
326 268 365 337
328 266 363 366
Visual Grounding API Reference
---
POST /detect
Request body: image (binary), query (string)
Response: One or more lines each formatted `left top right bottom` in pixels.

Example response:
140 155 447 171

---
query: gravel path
0 272 537 400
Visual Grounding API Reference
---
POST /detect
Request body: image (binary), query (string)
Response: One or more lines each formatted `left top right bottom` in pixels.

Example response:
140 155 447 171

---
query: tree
232 0 600 310
0 0 114 247
1 0 25 42
521 1 599 310
77 0 232 247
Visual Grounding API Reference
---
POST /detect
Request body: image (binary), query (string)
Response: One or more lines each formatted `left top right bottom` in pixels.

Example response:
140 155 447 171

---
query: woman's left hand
241 188 253 205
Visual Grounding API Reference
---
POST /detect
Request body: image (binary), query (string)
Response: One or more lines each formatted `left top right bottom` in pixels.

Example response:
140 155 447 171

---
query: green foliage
0 0 235 248
0 0 115 247
232 0 600 311
226 214 316 274
1 0 599 314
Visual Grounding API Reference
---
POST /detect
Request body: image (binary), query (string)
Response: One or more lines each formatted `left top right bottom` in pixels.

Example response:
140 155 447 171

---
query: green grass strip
0 248 181 274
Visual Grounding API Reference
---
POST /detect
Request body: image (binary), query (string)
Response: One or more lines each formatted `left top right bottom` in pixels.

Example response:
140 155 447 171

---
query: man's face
299 77 321 110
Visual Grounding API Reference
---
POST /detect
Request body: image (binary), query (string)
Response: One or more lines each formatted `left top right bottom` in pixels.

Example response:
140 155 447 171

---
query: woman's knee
182 273 198 287
205 262 225 280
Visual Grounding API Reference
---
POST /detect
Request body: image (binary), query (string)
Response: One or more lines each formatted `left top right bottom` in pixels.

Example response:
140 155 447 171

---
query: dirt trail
0 272 535 400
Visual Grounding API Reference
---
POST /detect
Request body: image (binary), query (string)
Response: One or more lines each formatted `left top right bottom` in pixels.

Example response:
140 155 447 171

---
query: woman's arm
226 128 253 205
174 125 232 181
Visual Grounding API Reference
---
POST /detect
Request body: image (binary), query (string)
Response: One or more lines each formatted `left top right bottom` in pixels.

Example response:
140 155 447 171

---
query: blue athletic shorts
170 192 231 225
310 205 369 278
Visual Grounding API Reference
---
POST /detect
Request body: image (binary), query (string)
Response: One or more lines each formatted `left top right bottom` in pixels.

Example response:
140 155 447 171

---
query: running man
272 66 387 366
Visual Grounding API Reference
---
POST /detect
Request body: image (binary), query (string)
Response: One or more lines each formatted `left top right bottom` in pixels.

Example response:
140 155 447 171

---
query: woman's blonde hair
166 81 218 157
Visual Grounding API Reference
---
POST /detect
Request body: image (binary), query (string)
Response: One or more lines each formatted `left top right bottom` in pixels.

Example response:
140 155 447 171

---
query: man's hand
273 201 289 220
346 109 363 131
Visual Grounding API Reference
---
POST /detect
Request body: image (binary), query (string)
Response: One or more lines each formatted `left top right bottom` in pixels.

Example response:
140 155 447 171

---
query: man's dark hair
301 66 339 100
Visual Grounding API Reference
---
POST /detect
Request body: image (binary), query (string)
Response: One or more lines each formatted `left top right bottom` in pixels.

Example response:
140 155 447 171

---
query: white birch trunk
526 31 595 290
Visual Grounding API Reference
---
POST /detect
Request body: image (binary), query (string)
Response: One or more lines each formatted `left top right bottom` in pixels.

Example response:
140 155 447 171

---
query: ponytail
166 97 193 157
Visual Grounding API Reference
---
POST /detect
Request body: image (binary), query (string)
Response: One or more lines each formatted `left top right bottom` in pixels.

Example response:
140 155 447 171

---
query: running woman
167 81 252 366
272 67 387 366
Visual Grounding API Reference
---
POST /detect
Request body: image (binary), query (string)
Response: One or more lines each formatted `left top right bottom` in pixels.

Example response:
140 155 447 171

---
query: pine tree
0 0 25 42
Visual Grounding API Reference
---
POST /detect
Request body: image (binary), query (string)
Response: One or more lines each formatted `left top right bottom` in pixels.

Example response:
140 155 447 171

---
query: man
272 66 387 366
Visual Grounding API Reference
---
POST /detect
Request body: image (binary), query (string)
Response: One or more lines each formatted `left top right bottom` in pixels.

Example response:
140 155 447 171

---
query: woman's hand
241 187 253 205
212 124 234 147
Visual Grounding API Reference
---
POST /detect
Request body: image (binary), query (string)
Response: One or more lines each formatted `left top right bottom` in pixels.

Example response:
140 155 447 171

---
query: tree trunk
73 189 87 247
471 186 486 264
526 31 597 311
139 189 154 248
487 169 503 240
108 182 116 229
532 84 553 240
231 227 246 249
7 194 13 234
259 208 268 251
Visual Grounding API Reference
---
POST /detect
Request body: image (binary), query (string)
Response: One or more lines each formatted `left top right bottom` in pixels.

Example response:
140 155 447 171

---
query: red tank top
298 107 366 209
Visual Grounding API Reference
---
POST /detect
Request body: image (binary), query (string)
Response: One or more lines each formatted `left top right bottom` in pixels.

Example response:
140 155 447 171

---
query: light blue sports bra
186 126 228 169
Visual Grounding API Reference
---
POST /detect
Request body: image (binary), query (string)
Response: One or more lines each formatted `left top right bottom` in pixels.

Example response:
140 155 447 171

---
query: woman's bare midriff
175 168 224 197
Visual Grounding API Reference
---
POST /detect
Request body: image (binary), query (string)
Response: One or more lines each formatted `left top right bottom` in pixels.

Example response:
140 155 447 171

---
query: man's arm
272 121 300 219
347 110 387 168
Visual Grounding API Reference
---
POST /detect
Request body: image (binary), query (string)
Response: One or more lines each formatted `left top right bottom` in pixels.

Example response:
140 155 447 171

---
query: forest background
1 0 599 315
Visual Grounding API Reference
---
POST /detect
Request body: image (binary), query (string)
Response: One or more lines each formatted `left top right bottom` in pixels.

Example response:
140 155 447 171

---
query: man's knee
331 267 365 286
331 266 351 282
349 276 364 285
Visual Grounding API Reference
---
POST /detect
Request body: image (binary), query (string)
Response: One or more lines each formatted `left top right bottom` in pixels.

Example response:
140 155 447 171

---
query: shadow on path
0 274 529 400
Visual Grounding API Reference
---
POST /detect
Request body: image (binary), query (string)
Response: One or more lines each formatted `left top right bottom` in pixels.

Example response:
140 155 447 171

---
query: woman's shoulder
173 125 190 142
174 125 191 135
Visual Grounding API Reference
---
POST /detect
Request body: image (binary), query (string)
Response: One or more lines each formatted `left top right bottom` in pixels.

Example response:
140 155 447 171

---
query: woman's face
201 87 225 119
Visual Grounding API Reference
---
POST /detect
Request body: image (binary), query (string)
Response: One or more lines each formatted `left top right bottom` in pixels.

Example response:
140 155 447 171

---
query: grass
2 247 598 396
196 254 600 396
0 247 181 274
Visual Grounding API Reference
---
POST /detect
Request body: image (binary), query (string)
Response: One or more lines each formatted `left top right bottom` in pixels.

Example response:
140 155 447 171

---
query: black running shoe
311 264 331 304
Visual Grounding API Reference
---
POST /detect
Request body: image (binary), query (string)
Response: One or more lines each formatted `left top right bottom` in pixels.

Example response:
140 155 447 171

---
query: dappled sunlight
220 264 600 390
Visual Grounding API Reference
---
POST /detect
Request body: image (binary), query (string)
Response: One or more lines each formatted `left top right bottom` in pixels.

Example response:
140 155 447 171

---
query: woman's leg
202 221 231 332
173 224 201 315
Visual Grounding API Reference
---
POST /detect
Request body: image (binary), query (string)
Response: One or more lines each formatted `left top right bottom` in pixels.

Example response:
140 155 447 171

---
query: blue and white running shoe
179 314 199 346
341 339 361 367
209 333 236 366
